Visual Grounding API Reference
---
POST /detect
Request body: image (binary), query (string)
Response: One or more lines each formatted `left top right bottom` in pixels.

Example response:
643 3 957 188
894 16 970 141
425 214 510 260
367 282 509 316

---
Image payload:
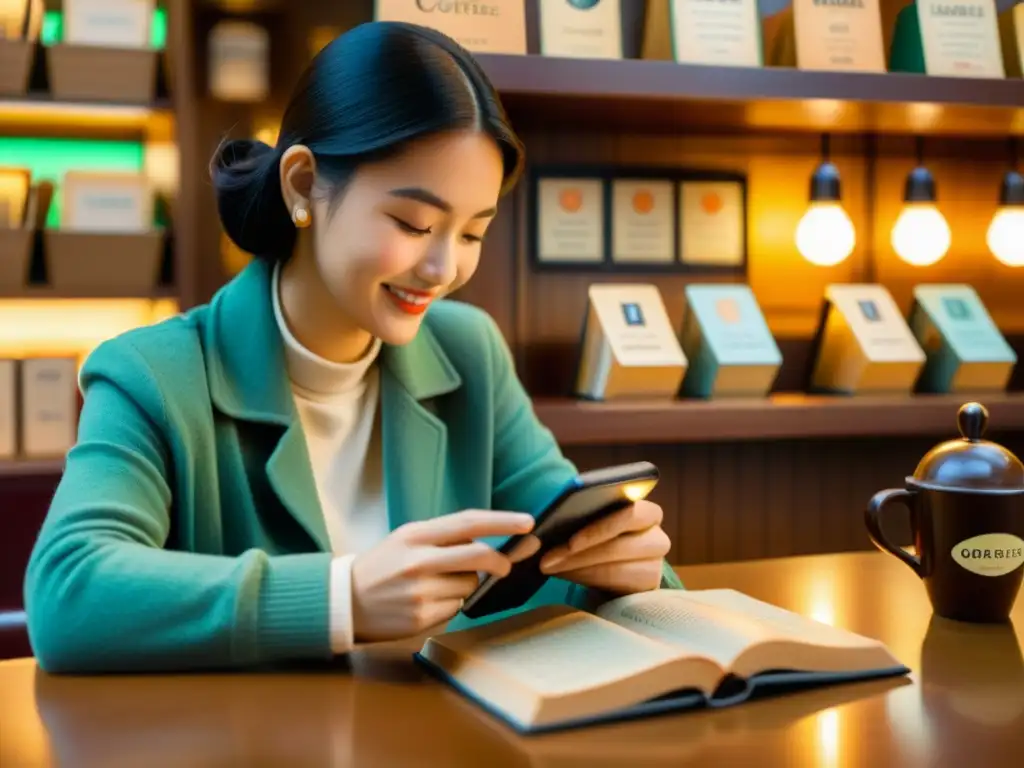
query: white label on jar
951 533 1024 577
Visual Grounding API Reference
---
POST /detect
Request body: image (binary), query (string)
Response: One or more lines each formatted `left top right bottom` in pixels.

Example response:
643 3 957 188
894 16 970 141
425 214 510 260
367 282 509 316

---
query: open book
415 589 909 734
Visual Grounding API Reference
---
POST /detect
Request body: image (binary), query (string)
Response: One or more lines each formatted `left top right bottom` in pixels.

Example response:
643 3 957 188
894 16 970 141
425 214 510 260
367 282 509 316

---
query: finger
541 527 670 574
408 541 514 578
416 598 466 632
565 500 663 554
506 534 542 564
556 559 664 594
399 509 535 546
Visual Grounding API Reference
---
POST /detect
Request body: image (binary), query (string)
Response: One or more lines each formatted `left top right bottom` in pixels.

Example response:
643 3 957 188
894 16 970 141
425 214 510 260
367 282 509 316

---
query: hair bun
211 138 296 259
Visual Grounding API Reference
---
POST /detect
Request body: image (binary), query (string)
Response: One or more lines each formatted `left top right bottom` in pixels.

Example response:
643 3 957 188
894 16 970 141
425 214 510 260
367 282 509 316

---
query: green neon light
0 138 145 228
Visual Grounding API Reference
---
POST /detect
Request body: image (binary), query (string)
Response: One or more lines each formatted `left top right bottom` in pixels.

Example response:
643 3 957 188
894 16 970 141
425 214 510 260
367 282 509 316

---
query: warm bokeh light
0 298 179 365
891 203 951 267
987 207 1024 267
795 202 856 266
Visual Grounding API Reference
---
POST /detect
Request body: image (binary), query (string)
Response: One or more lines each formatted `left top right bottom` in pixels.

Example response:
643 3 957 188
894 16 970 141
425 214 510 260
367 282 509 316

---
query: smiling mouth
383 284 436 315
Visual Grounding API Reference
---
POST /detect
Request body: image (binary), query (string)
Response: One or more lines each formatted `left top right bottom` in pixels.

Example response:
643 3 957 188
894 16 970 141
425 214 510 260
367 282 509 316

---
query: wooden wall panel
565 430 1024 567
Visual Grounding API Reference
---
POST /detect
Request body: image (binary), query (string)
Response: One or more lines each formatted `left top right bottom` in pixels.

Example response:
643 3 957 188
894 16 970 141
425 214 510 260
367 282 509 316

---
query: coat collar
202 258 462 424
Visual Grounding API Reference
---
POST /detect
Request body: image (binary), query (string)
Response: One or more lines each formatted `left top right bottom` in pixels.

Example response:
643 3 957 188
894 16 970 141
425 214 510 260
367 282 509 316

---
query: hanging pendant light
795 134 856 267
987 139 1024 267
891 137 951 267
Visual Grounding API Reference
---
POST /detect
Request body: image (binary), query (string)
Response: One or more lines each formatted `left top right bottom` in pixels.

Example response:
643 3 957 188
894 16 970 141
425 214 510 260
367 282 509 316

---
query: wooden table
2 551 1023 767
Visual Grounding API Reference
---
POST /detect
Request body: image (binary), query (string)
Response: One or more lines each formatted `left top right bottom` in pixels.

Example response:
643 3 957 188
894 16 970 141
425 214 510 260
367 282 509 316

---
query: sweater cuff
328 554 358 655
255 553 333 663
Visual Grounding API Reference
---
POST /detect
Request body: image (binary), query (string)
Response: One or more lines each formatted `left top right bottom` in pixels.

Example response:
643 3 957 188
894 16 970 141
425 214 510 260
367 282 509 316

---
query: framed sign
528 165 748 274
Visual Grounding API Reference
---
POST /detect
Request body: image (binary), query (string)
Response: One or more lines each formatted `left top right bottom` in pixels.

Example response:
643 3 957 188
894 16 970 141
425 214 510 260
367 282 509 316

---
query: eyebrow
388 187 497 219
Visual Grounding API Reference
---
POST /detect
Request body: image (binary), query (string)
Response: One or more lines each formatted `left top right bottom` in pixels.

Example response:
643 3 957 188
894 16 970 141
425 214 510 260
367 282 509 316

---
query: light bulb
891 203 951 267
795 202 856 266
987 207 1024 266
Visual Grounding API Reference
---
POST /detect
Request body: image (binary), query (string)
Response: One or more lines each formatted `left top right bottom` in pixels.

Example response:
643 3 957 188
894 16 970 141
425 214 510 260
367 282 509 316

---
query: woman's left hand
538 499 671 594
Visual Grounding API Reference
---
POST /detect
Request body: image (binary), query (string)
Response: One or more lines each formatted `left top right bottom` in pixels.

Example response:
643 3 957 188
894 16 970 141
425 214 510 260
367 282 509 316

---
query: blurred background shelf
533 393 1024 446
0 459 64 479
0 95 175 141
476 53 1024 137
0 285 178 300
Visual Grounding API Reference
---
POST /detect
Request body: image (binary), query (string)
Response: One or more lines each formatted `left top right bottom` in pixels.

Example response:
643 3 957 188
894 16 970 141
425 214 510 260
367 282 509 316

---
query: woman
24 21 680 673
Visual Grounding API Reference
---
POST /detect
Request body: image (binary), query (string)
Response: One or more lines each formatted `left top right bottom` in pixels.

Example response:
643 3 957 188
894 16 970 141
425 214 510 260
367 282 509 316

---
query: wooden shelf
533 393 1024 446
0 94 174 140
0 285 178 300
475 54 1024 138
0 459 64 479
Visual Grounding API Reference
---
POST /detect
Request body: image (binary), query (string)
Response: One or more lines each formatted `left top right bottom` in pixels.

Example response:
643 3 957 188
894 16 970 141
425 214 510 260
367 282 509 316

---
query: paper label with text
952 533 1024 577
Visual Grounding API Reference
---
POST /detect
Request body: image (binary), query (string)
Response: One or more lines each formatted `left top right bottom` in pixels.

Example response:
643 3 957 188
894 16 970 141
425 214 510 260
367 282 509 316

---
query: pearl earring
292 206 311 228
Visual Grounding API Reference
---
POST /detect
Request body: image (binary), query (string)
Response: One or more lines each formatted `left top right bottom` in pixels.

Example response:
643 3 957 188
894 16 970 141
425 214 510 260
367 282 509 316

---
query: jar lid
912 402 1024 491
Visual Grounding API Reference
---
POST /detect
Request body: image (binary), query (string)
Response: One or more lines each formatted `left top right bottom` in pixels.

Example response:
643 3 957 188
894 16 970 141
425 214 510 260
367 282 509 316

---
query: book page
597 590 758 669
434 607 692 696
598 589 897 677
421 605 726 728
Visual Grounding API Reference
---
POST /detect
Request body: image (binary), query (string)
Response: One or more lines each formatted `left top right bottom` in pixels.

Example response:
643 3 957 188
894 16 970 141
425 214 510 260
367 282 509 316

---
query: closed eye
388 215 431 236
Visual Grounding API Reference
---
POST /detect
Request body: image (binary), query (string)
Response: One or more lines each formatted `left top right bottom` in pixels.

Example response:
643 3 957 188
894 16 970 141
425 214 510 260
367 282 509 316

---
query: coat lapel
379 320 462 531
202 259 331 552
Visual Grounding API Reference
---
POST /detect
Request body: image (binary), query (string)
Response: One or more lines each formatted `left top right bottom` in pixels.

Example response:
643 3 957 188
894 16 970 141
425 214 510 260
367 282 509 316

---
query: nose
416 240 458 287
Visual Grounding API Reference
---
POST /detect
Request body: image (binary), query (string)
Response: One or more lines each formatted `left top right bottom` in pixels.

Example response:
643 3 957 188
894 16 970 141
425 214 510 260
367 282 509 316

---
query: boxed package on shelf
45 0 160 103
0 167 34 291
0 357 14 459
0 0 42 96
45 170 163 294
0 356 78 461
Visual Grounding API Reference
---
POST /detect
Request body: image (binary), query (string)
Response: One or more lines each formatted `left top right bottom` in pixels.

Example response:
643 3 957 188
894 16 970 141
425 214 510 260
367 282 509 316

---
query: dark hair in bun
211 21 525 261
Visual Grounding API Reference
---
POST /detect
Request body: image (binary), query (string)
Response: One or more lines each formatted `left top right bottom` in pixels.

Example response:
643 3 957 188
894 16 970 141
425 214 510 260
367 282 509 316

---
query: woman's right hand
350 509 535 643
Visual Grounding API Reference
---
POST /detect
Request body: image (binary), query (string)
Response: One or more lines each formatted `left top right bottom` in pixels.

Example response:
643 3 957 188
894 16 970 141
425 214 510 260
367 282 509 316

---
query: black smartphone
460 461 660 619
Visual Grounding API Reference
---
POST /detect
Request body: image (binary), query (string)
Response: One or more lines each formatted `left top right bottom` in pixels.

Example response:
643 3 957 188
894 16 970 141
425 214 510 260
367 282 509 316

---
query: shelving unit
533 393 1024 446
476 53 1024 137
0 95 175 141
0 459 64 478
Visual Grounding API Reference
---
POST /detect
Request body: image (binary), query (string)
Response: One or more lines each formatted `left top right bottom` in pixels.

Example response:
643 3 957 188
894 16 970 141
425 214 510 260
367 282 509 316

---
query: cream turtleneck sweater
271 264 390 655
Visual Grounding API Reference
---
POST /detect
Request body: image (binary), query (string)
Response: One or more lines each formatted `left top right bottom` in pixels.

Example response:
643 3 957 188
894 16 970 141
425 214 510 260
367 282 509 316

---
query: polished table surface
2 551 1024 767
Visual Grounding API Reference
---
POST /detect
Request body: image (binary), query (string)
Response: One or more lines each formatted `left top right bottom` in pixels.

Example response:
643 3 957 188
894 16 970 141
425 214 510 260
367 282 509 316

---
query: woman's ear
279 145 317 222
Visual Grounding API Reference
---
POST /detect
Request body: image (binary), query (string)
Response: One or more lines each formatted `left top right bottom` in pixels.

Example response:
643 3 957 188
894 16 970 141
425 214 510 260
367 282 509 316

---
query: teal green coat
24 258 681 673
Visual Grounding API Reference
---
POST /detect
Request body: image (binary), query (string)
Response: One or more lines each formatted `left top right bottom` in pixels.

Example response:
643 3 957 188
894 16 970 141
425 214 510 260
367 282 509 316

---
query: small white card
670 0 762 67
536 177 605 264
917 0 1005 78
62 171 153 232
590 283 687 368
0 359 15 459
64 0 153 48
539 0 622 59
678 180 745 268
20 358 78 458
611 179 674 264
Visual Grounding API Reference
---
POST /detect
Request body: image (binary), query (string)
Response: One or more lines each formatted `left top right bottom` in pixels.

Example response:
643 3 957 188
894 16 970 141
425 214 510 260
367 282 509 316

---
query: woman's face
289 129 505 349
